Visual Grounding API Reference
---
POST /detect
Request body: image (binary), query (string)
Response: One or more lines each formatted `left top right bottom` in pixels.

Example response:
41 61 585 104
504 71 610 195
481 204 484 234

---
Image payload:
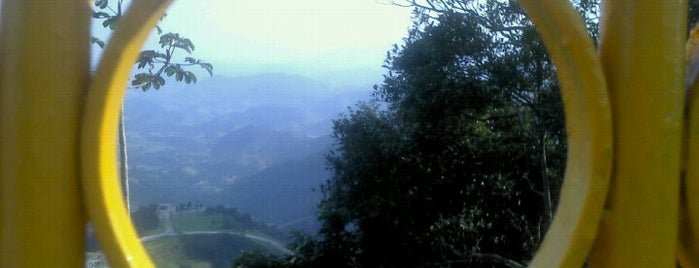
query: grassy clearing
172 212 226 232
144 237 214 268
144 233 283 268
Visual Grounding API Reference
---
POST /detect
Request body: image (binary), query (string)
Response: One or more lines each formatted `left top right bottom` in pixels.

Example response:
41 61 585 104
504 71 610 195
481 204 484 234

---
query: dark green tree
315 12 565 268
235 0 576 266
91 0 212 212
130 204 160 236
235 1 699 267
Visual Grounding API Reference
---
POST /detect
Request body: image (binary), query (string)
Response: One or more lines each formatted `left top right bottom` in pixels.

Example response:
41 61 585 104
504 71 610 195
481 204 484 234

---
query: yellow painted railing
520 0 693 267
0 0 696 267
1 0 171 267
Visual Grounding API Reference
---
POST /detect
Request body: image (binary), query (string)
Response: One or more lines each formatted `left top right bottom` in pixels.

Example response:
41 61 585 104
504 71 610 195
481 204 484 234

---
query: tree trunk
118 105 131 213
541 132 553 222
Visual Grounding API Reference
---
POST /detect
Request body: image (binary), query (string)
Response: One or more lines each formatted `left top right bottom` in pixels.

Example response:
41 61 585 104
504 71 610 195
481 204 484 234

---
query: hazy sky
111 0 416 80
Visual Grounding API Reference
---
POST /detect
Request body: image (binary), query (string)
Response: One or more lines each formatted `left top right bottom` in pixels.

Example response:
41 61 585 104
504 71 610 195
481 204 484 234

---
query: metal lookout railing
0 0 696 267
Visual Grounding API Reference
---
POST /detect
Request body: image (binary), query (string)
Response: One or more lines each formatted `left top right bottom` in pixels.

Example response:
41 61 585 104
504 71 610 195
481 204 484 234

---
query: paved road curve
143 204 292 254
141 231 292 255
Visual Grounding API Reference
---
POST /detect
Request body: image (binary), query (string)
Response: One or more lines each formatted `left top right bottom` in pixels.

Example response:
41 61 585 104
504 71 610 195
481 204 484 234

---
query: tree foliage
232 1 699 266
130 204 160 236
91 0 213 90
311 8 565 268
234 0 582 267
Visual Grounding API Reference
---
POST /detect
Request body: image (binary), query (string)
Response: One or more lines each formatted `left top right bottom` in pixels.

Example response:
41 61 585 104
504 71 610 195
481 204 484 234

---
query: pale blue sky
104 0 416 82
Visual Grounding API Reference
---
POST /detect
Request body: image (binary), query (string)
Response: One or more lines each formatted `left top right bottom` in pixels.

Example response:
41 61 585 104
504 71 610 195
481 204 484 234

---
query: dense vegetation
233 0 597 267
130 204 161 236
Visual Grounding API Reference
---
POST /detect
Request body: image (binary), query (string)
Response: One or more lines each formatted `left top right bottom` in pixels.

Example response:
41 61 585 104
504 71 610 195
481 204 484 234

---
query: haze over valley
124 72 373 233
83 1 415 266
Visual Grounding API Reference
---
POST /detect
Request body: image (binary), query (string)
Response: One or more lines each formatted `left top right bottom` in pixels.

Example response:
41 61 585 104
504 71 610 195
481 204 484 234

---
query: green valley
86 204 290 268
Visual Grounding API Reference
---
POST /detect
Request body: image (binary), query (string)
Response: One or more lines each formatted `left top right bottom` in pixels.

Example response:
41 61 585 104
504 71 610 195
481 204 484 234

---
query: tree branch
471 252 526 268
540 131 554 224
389 0 525 33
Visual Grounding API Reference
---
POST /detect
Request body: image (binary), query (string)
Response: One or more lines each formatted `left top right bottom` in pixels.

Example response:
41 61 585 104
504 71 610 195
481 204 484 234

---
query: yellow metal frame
518 0 612 266
0 0 697 267
82 1 173 267
0 1 89 266
521 0 692 267
1 0 171 266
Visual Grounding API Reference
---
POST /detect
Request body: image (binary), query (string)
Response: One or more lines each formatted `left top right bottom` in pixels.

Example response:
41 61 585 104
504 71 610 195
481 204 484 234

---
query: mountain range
124 72 373 233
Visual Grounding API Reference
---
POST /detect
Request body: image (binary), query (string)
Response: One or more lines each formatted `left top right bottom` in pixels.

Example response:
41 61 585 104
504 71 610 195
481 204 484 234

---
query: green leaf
174 42 192 54
102 17 119 30
164 65 178 76
95 0 108 9
184 71 197 84
175 70 184 82
201 63 213 76
132 74 151 91
92 11 110 19
140 50 156 57
136 50 156 69
157 76 166 88
159 33 178 48
90 36 105 49
184 38 195 52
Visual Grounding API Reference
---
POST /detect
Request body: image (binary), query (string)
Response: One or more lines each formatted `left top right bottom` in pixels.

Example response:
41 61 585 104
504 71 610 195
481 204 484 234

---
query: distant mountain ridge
124 73 371 233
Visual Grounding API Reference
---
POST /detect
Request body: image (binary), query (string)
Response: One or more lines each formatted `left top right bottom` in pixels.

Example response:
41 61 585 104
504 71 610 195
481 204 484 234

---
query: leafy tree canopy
235 0 578 266
91 0 213 90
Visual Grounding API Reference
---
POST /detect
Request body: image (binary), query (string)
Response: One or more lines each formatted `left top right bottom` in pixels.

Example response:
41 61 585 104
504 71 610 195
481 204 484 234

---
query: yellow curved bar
0 0 90 266
81 0 173 267
679 23 699 267
517 0 612 267
590 0 686 266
